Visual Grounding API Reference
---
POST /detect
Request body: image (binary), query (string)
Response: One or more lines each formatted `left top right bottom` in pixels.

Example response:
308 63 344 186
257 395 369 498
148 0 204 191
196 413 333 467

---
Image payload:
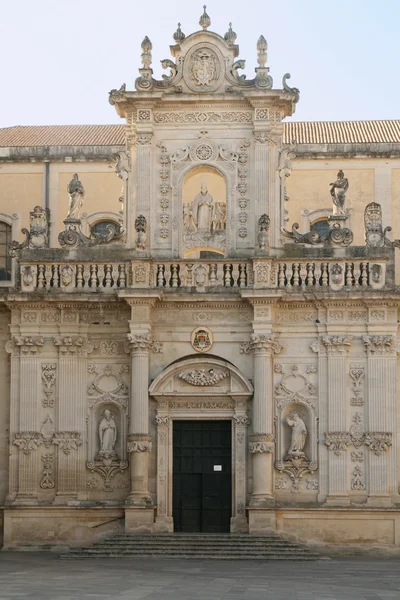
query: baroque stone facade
1 11 400 550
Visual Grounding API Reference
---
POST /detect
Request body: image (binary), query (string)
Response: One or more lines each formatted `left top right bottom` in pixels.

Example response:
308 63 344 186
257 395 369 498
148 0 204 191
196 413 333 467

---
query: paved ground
0 553 399 600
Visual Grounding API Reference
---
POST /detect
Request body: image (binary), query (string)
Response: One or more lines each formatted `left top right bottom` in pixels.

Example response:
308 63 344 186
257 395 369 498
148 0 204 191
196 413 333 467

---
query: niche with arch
182 165 227 258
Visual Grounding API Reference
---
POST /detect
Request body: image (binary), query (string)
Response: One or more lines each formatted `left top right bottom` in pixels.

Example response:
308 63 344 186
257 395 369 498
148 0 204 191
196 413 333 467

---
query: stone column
241 334 282 507
7 336 43 504
154 412 172 532
53 336 92 504
126 333 161 507
322 335 353 506
363 335 397 506
232 403 250 533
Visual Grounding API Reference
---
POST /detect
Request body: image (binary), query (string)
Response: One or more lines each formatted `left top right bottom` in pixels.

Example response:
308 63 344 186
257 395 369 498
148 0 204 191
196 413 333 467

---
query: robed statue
98 409 117 457
193 180 214 231
330 170 348 216
286 412 307 459
67 174 85 219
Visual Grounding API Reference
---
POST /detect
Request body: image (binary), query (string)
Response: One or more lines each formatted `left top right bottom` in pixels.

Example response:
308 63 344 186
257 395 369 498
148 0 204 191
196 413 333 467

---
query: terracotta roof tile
0 121 399 148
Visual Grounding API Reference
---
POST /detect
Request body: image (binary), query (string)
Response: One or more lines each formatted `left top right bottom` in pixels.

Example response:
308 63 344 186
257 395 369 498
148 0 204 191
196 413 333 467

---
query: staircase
61 533 320 560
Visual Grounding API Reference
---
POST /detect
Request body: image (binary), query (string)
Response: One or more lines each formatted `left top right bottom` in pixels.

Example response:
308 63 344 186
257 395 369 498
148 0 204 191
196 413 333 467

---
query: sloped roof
0 121 399 148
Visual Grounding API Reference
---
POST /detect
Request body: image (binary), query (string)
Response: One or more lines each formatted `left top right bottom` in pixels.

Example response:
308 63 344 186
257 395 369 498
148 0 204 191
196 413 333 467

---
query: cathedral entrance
173 420 232 533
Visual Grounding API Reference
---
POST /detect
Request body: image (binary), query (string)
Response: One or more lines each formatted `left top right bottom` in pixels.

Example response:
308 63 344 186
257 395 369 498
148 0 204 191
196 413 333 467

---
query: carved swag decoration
178 369 229 386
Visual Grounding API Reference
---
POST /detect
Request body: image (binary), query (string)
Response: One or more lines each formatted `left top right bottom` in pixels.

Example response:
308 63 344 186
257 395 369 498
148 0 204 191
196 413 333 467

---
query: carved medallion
191 326 213 353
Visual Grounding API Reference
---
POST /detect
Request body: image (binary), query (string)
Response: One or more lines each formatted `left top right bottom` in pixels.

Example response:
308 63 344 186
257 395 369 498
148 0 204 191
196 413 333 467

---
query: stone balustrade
19 257 387 293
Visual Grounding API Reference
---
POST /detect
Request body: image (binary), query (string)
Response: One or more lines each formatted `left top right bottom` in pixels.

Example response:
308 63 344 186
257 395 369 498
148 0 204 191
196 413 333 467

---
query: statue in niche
98 409 117 458
330 170 348 216
212 202 226 231
183 203 197 233
286 412 307 459
193 180 214 231
67 174 85 219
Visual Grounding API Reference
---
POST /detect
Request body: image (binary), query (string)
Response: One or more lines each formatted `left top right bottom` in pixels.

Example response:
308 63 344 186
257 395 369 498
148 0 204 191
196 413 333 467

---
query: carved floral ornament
363 335 397 356
179 368 228 386
13 429 82 455
249 433 274 454
274 365 316 410
127 434 152 453
126 334 163 354
6 335 44 356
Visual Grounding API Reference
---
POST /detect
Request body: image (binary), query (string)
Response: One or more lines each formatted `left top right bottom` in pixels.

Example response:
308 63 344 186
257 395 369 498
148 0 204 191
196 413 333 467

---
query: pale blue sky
1 0 399 127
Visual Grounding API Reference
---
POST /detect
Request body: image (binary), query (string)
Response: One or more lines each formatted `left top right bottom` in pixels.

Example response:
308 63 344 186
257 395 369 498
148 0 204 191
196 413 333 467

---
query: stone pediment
149 356 253 398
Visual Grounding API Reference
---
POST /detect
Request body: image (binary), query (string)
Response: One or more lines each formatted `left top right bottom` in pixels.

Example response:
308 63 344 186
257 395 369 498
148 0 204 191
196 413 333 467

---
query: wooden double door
173 420 232 533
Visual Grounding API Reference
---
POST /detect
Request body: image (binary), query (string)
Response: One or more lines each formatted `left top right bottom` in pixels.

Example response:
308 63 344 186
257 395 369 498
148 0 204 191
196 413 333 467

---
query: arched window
90 220 121 237
0 222 12 281
310 218 330 238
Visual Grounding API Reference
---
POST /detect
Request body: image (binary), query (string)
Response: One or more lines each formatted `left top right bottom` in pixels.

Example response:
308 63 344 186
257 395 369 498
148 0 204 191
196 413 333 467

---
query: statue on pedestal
330 170 348 216
286 413 307 459
67 174 85 219
193 180 214 231
98 409 117 458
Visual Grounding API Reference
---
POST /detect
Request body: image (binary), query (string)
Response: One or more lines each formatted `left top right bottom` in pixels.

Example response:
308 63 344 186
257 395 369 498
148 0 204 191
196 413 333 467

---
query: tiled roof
0 121 399 148
284 120 400 145
0 125 126 147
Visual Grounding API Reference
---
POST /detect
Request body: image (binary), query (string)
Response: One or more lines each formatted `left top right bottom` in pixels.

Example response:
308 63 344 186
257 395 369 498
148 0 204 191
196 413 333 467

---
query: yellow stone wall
0 167 43 241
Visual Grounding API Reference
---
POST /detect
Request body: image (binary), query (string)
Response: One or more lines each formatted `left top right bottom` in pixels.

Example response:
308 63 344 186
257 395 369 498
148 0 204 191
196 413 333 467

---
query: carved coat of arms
190 49 218 87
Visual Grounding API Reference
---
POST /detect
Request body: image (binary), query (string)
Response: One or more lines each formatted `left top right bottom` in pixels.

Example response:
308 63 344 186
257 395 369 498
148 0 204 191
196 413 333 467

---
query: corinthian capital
127 434 152 453
240 334 282 355
126 334 163 354
53 336 94 357
6 335 44 356
321 335 352 356
362 335 396 356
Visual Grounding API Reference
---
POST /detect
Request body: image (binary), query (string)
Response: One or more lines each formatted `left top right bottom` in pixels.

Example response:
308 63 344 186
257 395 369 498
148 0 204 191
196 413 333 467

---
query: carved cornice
6 336 44 356
240 334 282 355
53 336 94 357
362 335 397 356
127 433 152 453
250 433 274 453
126 334 163 354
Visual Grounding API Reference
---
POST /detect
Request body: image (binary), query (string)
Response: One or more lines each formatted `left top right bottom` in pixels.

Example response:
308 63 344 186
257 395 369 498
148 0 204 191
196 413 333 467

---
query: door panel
173 420 232 533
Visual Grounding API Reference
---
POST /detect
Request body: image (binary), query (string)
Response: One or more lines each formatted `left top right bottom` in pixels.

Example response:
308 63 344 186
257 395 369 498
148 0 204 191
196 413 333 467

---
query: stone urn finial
257 35 268 67
141 36 153 68
224 22 237 45
199 5 211 30
173 22 185 43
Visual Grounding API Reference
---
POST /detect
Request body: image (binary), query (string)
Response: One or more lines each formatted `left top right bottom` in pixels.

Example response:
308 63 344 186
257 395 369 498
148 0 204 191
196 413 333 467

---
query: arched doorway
149 355 253 533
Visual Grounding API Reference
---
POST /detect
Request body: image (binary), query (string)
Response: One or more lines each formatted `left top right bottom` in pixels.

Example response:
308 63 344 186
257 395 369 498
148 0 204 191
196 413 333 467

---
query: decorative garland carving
275 458 317 494
41 364 56 408
40 453 55 489
249 434 274 453
325 432 352 455
362 335 396 356
364 432 392 456
127 434 152 453
178 369 229 386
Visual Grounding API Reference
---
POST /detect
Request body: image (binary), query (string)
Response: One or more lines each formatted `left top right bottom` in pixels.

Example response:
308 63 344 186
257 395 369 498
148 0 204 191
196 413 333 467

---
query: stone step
59 533 319 561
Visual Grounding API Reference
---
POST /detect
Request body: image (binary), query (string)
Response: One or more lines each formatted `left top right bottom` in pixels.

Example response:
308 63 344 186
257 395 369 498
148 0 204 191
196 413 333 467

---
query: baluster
76 265 83 289
186 264 193 287
97 265 105 289
215 263 224 286
361 262 368 287
314 263 321 288
285 263 293 288
53 264 59 288
171 264 179 288
119 264 126 288
111 264 118 289
306 263 314 287
209 264 217 286
292 263 300 288
224 264 231 287
232 264 239 287
104 264 112 288
353 262 360 287
82 264 90 290
90 264 98 288
321 263 328 287
164 264 172 288
157 265 164 287
239 264 246 288
278 263 285 288
300 263 307 288
345 263 353 287
37 265 45 289
45 265 52 290
180 264 188 287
